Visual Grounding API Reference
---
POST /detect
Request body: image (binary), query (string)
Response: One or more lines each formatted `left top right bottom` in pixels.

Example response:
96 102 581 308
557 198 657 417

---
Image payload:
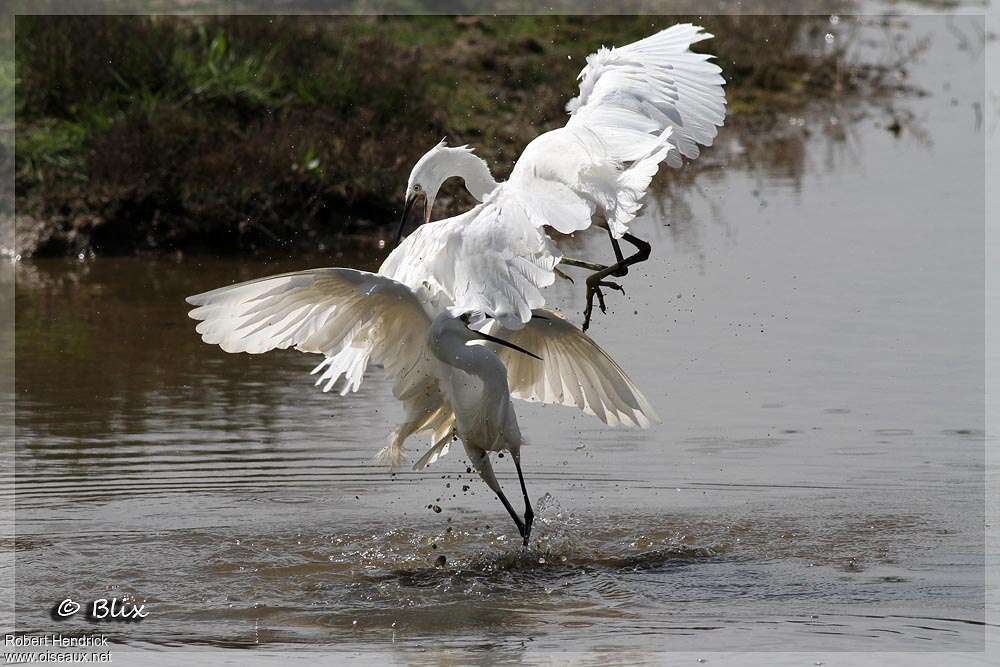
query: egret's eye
413 184 422 192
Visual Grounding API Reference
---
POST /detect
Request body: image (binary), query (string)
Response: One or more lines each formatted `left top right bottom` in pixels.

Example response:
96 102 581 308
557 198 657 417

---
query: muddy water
9 14 989 662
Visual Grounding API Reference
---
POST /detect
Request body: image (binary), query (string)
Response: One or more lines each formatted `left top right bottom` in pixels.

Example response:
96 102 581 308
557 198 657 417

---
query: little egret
186 269 658 543
392 23 726 330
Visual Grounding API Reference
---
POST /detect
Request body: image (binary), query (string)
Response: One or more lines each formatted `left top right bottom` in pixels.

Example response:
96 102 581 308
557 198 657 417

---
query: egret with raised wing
186 269 658 544
392 23 726 330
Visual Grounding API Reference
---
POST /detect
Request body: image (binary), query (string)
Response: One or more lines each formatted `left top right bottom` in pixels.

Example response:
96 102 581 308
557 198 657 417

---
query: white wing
186 268 453 464
506 126 674 238
380 203 560 330
566 23 727 167
377 23 725 336
483 309 660 428
493 25 724 243
187 268 425 357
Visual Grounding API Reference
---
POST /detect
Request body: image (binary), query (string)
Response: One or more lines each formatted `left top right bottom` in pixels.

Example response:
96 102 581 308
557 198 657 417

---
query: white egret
392 23 726 330
186 269 658 543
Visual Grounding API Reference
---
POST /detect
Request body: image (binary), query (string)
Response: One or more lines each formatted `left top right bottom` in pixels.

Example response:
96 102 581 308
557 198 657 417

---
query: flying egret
393 23 726 330
186 269 659 543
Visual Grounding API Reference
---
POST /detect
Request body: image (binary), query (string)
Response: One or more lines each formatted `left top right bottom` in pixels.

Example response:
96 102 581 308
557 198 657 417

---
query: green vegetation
14 14 901 257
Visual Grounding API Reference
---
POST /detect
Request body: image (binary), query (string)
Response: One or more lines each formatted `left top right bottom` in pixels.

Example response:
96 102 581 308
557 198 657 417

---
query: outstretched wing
501 25 725 241
566 23 727 166
187 268 453 465
187 268 424 356
483 309 660 428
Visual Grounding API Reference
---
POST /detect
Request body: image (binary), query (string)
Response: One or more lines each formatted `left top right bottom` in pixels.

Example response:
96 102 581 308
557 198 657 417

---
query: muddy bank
12 13 919 258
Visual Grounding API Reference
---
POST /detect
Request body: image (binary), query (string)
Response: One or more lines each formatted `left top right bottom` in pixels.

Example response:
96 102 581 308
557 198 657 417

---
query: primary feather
187 269 454 465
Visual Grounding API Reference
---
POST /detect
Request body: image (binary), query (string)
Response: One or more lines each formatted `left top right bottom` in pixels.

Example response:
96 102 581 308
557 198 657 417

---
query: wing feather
566 23 727 164
187 268 435 400
381 202 561 330
483 309 660 428
188 268 455 466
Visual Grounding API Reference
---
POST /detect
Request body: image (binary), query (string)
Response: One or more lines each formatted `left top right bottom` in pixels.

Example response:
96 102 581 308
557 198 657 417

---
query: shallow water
8 13 990 661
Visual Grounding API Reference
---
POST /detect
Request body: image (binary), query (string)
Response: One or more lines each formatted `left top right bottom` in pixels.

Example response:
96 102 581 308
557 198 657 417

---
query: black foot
583 278 625 331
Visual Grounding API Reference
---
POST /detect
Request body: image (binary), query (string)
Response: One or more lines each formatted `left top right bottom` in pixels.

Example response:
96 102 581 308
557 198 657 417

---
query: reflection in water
11 13 988 657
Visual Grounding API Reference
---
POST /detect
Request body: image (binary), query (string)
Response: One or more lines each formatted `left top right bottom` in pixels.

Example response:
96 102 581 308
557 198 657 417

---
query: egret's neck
429 331 508 398
449 152 499 202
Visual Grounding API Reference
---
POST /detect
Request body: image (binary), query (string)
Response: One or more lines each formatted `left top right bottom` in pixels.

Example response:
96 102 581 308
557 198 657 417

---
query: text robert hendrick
4 635 109 648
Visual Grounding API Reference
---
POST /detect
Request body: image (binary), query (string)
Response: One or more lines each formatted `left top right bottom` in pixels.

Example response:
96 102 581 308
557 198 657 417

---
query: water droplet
830 15 840 25
825 33 835 44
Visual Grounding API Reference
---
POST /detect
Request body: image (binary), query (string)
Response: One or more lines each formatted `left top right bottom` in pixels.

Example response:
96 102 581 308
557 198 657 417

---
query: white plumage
392 23 726 329
186 269 658 468
187 269 655 543
187 269 454 466
483 309 658 429
184 22 725 543
566 23 726 165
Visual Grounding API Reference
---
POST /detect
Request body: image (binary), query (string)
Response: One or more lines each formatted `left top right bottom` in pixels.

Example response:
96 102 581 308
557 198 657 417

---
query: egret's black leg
581 232 651 331
467 446 525 541
618 232 652 273
582 277 624 331
607 228 627 277
560 257 610 272
562 257 624 331
510 450 534 547
491 485 527 540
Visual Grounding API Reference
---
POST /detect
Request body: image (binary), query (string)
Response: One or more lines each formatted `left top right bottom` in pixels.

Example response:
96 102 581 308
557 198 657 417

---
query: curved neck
448 152 499 202
430 334 508 396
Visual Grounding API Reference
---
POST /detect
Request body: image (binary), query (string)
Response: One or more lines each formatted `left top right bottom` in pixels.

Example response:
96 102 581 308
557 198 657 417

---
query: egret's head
394 139 496 248
428 310 542 364
395 140 449 247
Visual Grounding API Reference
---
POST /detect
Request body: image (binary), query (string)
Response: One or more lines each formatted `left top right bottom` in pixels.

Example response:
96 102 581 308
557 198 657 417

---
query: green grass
13 14 894 257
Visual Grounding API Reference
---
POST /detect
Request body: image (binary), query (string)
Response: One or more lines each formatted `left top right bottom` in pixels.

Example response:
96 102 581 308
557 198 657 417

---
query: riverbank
13 13 919 258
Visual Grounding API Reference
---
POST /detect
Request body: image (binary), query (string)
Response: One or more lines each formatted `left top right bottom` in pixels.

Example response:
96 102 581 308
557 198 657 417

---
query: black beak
475 331 542 361
393 193 419 249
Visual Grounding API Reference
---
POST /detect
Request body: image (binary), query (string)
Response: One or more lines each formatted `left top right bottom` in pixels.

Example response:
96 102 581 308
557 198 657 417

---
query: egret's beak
474 331 543 361
421 195 432 225
393 192 422 248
